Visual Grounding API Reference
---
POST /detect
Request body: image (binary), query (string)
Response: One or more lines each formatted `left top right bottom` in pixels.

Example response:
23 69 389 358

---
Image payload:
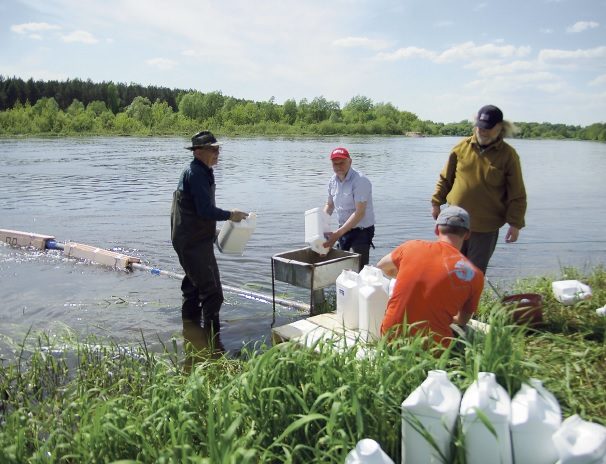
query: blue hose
45 240 64 250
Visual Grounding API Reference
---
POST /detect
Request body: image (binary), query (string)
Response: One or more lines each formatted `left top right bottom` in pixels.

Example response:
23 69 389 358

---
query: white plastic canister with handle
553 414 606 464
401 370 461 464
304 207 331 254
552 280 592 305
336 269 360 329
510 379 562 464
216 212 256 255
460 372 513 464
358 274 389 341
345 438 395 464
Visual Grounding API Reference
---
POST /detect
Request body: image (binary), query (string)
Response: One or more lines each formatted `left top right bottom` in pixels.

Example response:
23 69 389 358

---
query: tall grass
0 266 604 462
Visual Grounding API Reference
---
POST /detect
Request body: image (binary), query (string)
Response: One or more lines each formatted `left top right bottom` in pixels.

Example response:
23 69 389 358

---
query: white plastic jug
336 269 360 329
510 379 562 464
345 439 395 464
216 212 256 255
552 280 592 306
358 274 389 342
460 372 513 464
401 370 461 464
304 207 331 254
553 415 606 464
359 265 387 284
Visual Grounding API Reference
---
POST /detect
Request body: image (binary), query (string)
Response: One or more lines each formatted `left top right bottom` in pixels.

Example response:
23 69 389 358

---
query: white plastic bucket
552 280 592 306
358 276 389 341
401 370 461 464
216 212 256 255
510 379 562 464
553 414 606 463
336 269 360 329
304 207 331 254
460 372 513 464
345 438 395 464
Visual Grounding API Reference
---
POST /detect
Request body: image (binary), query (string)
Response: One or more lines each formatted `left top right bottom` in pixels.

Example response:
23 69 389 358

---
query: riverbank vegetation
0 266 604 463
1 76 605 141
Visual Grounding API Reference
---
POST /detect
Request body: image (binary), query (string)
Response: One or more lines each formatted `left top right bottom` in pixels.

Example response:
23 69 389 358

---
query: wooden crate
0 228 55 250
63 242 140 269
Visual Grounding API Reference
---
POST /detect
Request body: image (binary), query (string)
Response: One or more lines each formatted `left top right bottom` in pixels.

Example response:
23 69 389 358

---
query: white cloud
61 30 99 44
566 21 599 33
146 58 177 70
540 28 553 34
476 60 539 77
10 22 61 38
466 71 565 94
539 46 606 64
435 42 531 63
376 46 436 61
589 74 606 86
377 41 532 65
332 36 390 51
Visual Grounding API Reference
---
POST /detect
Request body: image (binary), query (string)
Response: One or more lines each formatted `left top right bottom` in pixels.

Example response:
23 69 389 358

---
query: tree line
0 75 604 141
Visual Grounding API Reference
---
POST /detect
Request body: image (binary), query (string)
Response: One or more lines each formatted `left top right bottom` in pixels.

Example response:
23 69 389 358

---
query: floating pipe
0 230 309 312
130 262 309 311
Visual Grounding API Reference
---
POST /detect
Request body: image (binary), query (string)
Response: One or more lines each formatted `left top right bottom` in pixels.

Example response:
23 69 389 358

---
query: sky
1 0 605 126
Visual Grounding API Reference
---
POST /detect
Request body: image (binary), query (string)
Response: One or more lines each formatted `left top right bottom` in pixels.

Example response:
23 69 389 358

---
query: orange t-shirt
380 240 484 344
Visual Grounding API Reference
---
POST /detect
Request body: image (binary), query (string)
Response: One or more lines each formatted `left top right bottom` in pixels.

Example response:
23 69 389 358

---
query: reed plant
0 266 604 463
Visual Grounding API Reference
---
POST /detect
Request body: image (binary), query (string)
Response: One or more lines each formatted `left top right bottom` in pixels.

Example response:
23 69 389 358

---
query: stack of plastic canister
460 372 513 464
401 370 461 463
336 265 394 339
510 378 562 464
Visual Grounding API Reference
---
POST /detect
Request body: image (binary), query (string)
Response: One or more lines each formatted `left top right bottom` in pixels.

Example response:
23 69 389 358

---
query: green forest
1 76 605 140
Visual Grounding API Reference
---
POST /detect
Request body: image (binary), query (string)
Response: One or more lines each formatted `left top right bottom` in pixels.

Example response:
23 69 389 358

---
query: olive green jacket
431 135 527 232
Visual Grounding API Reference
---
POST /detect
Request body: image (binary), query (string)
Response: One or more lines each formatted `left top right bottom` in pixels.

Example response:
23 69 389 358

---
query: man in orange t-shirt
378 206 484 345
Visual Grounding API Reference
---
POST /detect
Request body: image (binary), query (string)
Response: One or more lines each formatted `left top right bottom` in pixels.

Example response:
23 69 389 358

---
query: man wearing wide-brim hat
171 130 248 331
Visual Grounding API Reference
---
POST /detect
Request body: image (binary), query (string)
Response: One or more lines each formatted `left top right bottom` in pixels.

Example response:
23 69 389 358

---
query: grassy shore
0 266 604 463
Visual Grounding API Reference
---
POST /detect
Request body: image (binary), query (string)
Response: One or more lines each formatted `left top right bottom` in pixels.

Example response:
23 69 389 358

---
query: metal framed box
271 247 360 314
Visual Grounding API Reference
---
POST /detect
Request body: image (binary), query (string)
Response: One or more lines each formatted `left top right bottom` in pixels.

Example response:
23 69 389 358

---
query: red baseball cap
330 147 350 160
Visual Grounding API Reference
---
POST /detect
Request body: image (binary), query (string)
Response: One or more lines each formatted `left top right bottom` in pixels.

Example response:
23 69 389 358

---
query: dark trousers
338 225 375 271
176 240 223 328
460 230 499 275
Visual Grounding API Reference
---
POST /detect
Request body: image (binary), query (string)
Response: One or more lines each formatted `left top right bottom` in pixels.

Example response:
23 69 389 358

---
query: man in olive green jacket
431 105 527 274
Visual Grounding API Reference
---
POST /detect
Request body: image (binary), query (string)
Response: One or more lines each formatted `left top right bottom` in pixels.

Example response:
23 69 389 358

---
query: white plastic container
304 207 331 254
345 439 395 464
358 272 389 342
336 269 360 329
401 370 461 464
359 265 388 286
552 280 592 306
510 379 562 464
553 414 606 464
216 212 256 255
460 372 513 464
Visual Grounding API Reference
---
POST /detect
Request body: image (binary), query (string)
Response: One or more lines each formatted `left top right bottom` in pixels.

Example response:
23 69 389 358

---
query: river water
1 136 604 354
